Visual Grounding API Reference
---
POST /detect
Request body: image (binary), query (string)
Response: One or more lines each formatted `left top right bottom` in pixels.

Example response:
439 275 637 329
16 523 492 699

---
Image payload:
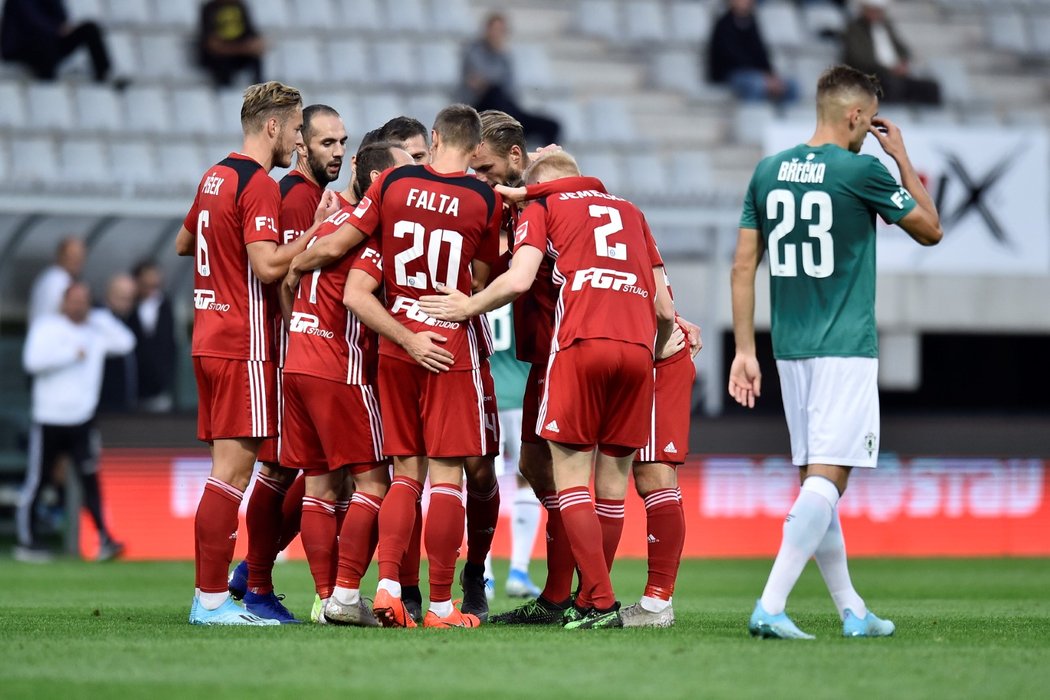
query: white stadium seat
109 140 162 189
986 10 1030 53
650 50 701 95
668 1 713 45
157 142 208 189
372 40 417 87
622 153 670 197
216 87 246 138
383 0 428 33
0 81 27 128
251 0 291 30
104 30 140 80
360 93 408 132
289 0 336 30
428 0 475 36
576 0 621 41
151 0 197 28
418 40 461 90
61 137 111 186
667 150 714 198
272 38 325 86
139 33 193 81
756 2 803 49
624 1 669 44
513 43 554 90
26 83 74 131
337 0 382 31
326 38 371 85
575 152 623 193
103 0 151 26
543 99 589 144
66 0 105 24
12 136 58 185
171 87 220 136
734 102 775 146
123 85 172 133
587 98 635 144
75 84 124 132
406 93 447 132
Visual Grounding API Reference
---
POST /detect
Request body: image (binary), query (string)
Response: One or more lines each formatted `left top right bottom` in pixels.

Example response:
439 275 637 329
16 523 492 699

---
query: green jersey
485 304 530 409
740 143 917 359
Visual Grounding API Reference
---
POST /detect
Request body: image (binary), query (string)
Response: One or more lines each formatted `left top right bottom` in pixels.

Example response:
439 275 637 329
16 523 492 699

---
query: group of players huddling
178 81 699 630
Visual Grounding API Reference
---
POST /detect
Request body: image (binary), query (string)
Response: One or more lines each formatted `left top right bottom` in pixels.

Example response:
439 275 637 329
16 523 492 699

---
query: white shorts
495 408 523 477
776 357 880 469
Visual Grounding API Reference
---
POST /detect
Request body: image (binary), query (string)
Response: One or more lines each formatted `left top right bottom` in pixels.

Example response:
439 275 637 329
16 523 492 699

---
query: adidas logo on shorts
664 441 677 453
544 420 560 433
647 534 659 544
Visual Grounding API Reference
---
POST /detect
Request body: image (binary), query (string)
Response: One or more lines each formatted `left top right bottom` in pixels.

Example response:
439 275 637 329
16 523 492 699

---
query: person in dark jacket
127 261 177 412
0 0 113 81
196 0 265 88
707 0 798 104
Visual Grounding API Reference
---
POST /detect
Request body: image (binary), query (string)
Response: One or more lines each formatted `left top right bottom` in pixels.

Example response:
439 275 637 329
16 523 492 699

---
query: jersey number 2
766 189 833 278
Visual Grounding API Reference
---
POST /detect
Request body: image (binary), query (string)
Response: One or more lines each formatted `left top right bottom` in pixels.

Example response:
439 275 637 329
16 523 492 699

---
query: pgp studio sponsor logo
570 267 649 298
193 289 230 312
289 312 335 338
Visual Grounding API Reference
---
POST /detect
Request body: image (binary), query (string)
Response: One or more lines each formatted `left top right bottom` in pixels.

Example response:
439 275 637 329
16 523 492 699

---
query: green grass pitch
1 557 1048 699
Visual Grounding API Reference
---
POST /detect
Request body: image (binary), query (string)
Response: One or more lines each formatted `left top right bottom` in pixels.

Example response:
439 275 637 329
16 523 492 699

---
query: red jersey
183 153 280 361
283 213 378 385
278 171 323 244
350 164 502 371
513 180 663 355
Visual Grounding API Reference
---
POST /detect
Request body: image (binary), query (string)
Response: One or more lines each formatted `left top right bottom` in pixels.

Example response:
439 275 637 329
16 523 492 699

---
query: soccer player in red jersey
231 104 348 619
175 81 333 625
280 141 415 628
420 151 678 629
288 104 502 629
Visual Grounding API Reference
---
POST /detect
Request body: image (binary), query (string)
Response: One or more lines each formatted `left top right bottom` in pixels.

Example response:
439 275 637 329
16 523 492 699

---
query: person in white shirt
26 237 86 325
15 282 136 562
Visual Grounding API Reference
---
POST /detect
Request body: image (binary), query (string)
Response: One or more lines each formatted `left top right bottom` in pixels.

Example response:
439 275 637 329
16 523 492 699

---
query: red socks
276 474 306 551
377 476 422 583
595 497 625 572
335 492 382 589
300 497 338 599
245 472 289 594
558 486 615 610
642 488 686 601
425 483 465 602
466 479 500 566
539 491 576 603
195 478 243 594
400 497 423 589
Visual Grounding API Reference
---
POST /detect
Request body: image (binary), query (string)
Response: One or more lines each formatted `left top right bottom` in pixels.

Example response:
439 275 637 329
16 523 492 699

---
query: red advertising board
79 450 1050 559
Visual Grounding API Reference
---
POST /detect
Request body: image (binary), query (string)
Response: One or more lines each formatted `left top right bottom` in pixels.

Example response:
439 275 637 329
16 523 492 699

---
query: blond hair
523 150 580 183
479 110 525 158
241 81 303 134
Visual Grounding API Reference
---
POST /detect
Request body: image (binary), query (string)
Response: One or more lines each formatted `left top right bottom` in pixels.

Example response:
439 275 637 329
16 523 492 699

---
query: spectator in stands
460 12 560 146
0 0 116 83
27 237 85 327
98 274 137 413
127 260 176 413
842 0 941 105
196 0 265 88
707 0 798 105
16 282 134 563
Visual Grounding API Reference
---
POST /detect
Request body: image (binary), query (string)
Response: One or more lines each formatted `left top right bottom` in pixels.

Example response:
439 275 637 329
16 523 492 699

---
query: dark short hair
301 104 339 144
479 110 525 158
433 104 482 152
817 64 882 102
378 116 428 145
353 141 402 201
356 128 384 152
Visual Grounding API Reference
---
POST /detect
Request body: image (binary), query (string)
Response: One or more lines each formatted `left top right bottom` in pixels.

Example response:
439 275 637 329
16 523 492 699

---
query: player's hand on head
869 117 906 160
727 353 762 409
533 144 562 156
418 284 470 322
404 331 454 372
657 324 687 360
494 184 528 204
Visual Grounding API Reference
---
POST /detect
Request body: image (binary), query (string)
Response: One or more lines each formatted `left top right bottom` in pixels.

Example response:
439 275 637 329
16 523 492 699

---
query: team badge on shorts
864 432 877 458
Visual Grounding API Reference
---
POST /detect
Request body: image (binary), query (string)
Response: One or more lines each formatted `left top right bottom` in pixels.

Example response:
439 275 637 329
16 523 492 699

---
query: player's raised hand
678 317 703 357
728 353 762 409
494 184 528 204
656 324 687 360
418 284 471 322
313 190 340 224
404 331 454 373
869 117 907 161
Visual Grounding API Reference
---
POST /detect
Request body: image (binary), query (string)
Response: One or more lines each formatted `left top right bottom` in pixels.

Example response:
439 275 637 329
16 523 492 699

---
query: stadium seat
623 1 669 45
139 33 194 82
251 0 292 30
359 93 408 132
755 2 803 50
216 87 246 138
912 107 960 126
575 0 621 41
650 50 702 96
151 0 197 29
104 30 140 80
927 57 973 104
336 0 382 31
383 0 428 33
1028 15 1050 58
0 136 9 184
0 81 27 129
66 0 105 24
11 136 58 185
325 38 371 85
290 0 336 30
543 98 589 143
372 40 417 88
986 10 1031 54
428 0 475 36
418 40 461 90
75 84 124 132
575 151 623 193
406 93 447 132
668 1 714 46
60 137 112 189
108 140 162 190
157 142 208 190
26 83 75 131
733 102 775 146
306 89 358 128
170 87 220 136
587 98 636 144
271 38 326 86
513 43 554 90
103 0 151 26
123 86 173 133
622 153 670 197
667 150 714 198
800 2 846 41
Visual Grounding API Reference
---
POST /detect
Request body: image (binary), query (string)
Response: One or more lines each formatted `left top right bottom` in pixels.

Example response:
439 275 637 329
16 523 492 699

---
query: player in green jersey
730 65 942 639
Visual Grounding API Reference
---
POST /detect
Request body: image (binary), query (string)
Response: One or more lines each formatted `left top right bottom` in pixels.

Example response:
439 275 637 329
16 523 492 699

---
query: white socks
377 578 402 597
759 476 839 616
640 595 671 613
332 586 360 606
198 591 229 611
815 508 867 620
429 599 453 617
510 486 541 573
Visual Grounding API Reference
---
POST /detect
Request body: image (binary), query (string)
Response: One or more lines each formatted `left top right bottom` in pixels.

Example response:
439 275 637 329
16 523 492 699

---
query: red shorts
256 370 284 464
520 363 546 444
280 372 386 476
538 339 654 450
636 351 696 465
480 360 500 456
378 355 490 458
194 356 277 442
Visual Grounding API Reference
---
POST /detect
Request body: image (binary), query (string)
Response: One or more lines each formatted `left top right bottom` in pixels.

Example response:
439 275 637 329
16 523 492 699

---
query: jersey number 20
766 189 833 278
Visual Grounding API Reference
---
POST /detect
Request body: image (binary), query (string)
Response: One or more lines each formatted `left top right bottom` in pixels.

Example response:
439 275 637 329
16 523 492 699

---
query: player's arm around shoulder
869 117 943 246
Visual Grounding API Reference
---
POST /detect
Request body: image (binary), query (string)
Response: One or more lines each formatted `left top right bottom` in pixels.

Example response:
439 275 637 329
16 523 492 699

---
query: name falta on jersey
777 158 826 184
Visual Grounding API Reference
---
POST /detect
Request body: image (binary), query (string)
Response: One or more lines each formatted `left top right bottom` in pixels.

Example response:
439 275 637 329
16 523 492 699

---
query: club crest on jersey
864 432 877 457
353 197 372 219
570 267 648 297
391 296 460 329
193 289 230 312
289 312 335 338
514 221 529 247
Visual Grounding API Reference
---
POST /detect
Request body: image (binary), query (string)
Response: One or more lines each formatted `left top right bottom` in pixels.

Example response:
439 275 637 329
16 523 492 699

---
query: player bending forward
731 65 941 639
